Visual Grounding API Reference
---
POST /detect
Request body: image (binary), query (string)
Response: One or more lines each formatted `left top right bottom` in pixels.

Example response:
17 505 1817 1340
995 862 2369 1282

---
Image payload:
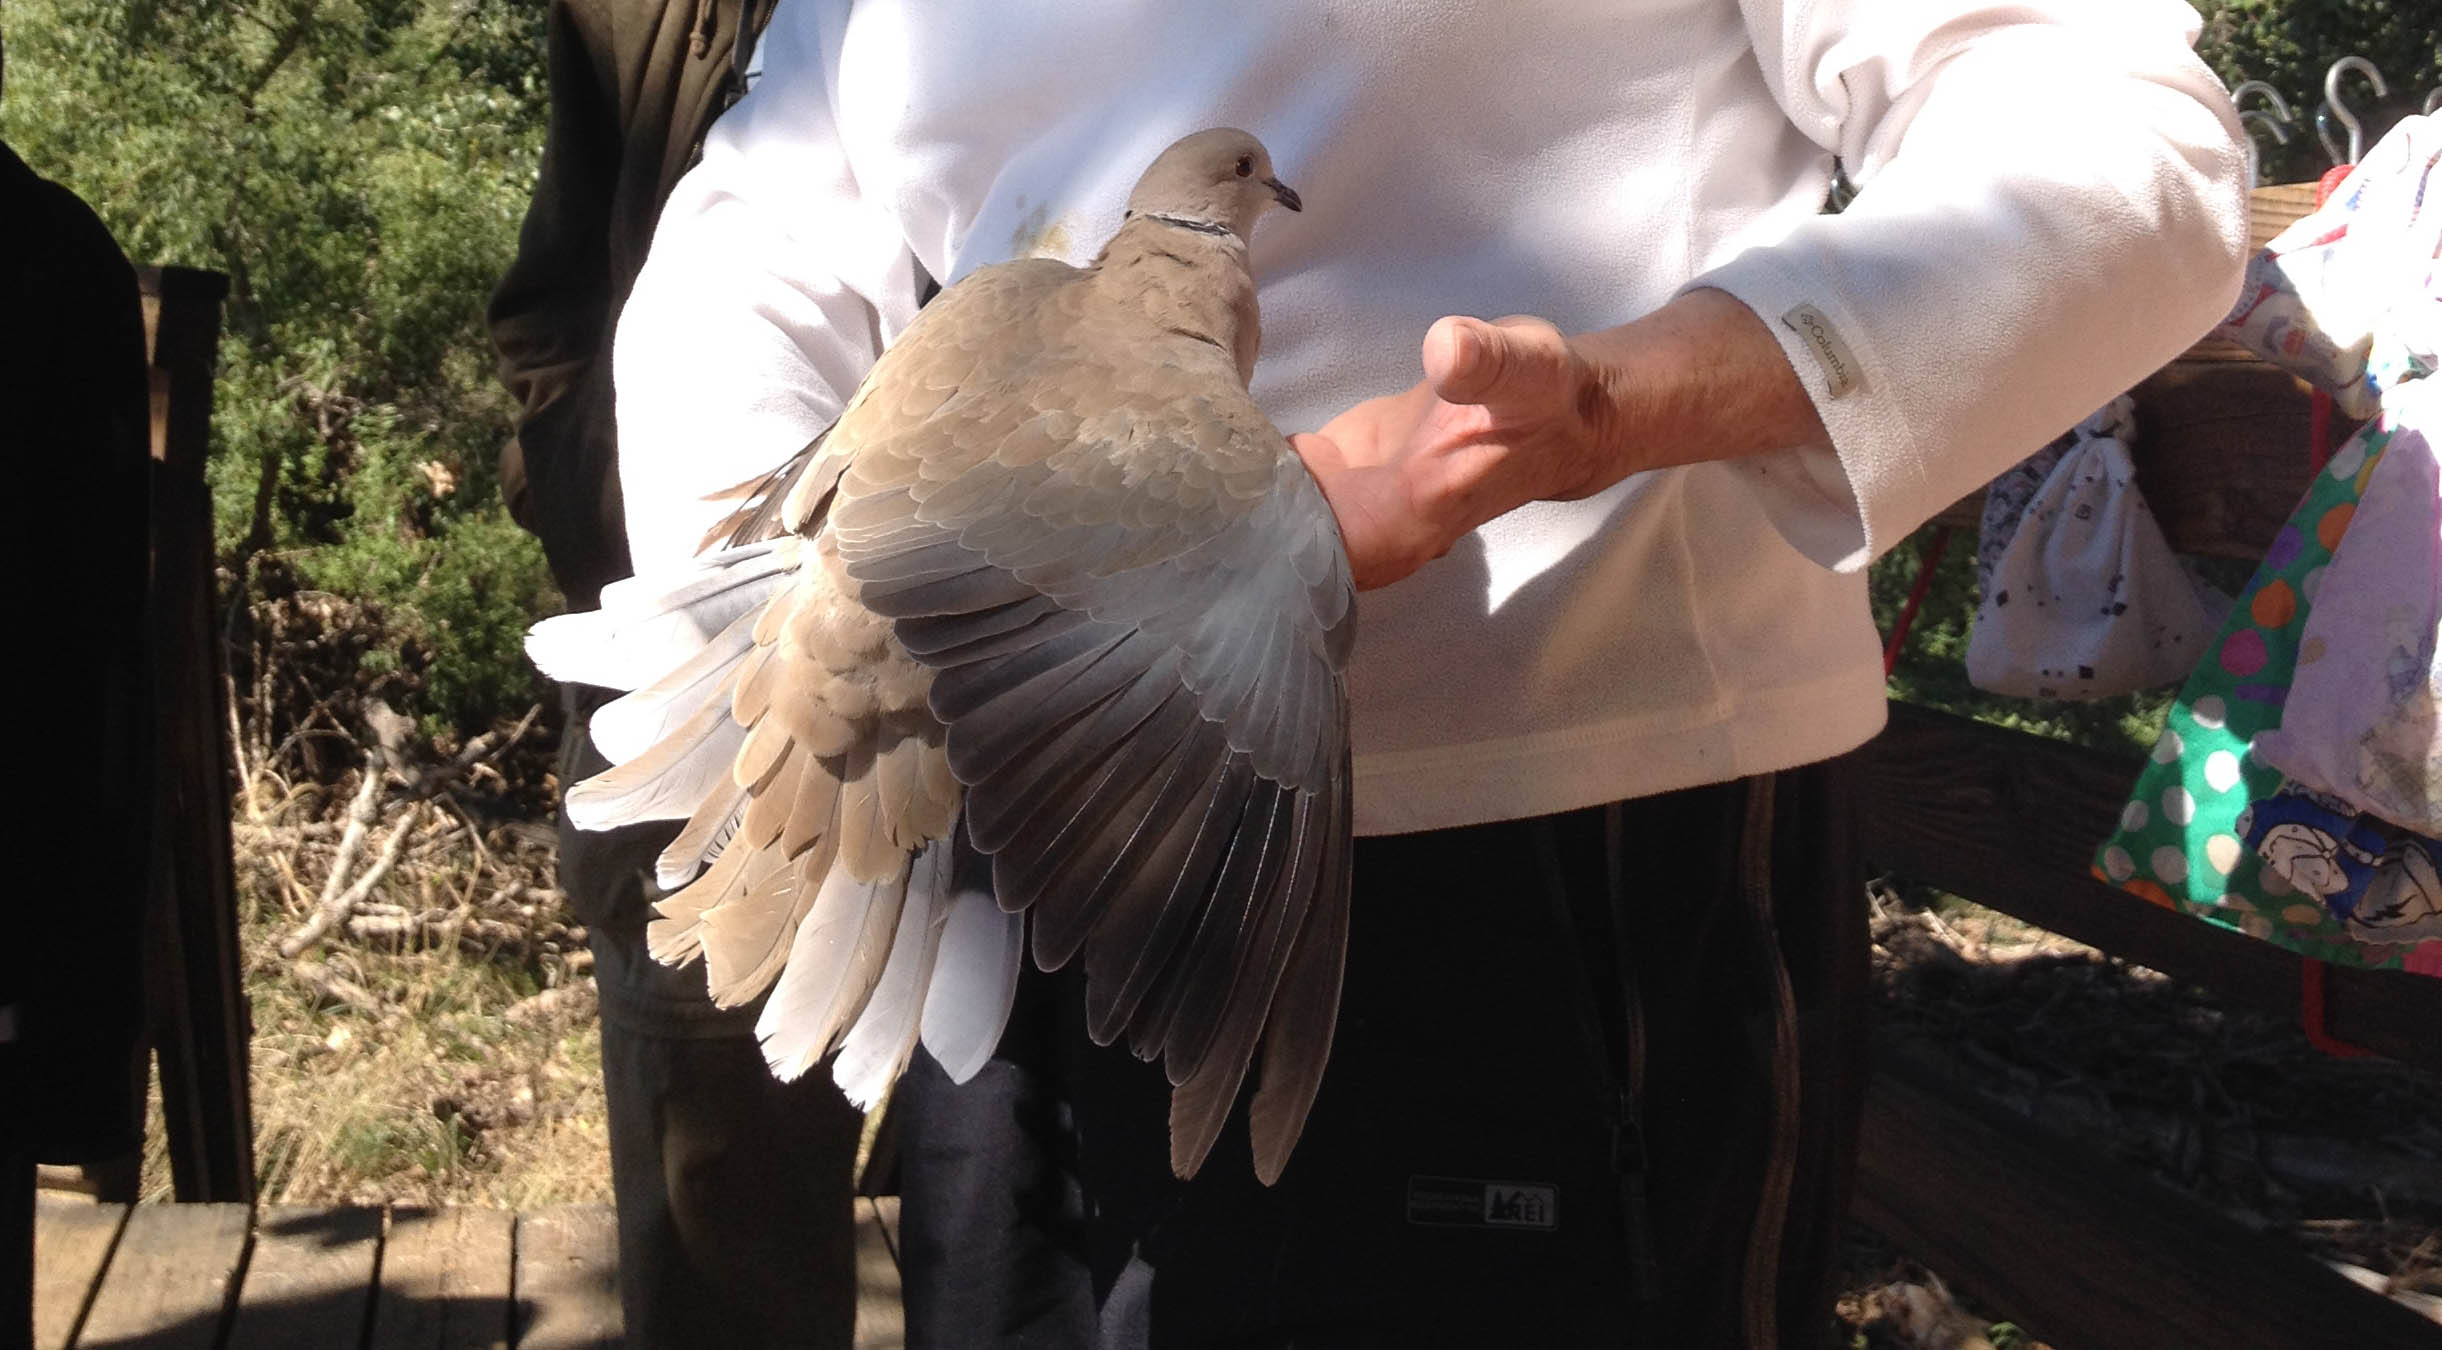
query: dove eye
1233 155 1254 178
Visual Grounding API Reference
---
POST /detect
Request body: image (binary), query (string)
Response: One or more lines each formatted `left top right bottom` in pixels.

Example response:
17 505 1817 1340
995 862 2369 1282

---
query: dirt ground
1833 882 2442 1345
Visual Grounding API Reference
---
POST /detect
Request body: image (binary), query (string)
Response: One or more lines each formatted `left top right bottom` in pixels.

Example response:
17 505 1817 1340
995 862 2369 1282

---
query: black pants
897 760 1868 1349
560 687 866 1350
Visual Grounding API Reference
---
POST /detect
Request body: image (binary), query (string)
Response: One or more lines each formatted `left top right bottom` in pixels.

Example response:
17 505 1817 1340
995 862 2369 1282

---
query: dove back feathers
529 129 1352 1182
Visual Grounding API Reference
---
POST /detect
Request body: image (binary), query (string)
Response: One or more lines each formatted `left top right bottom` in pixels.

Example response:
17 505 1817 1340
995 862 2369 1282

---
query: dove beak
1264 178 1302 212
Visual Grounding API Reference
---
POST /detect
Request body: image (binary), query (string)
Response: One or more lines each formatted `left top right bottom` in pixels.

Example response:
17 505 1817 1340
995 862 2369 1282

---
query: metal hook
2239 110 2290 185
2322 56 2389 165
2231 80 2294 126
2229 81 2291 186
2239 109 2292 146
2232 81 2295 183
2314 103 2345 168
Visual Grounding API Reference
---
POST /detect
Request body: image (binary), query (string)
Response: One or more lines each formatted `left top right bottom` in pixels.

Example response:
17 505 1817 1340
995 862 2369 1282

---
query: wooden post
139 266 255 1204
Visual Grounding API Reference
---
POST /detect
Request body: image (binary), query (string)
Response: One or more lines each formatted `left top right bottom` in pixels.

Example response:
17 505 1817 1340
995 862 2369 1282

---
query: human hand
1292 315 1627 590
1291 290 1830 591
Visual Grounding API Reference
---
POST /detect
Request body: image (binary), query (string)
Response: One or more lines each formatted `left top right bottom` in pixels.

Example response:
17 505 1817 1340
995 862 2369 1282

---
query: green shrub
3 0 559 740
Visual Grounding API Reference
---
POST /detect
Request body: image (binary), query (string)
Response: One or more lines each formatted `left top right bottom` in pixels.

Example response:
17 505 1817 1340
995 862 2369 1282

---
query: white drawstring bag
1967 397 2217 700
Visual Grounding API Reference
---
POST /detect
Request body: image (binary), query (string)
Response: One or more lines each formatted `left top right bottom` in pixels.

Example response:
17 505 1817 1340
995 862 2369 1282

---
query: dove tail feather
832 836 956 1108
564 701 748 829
526 539 797 692
658 790 746 890
917 826 1020 1085
540 542 802 839
755 843 911 1081
646 824 761 967
585 605 762 764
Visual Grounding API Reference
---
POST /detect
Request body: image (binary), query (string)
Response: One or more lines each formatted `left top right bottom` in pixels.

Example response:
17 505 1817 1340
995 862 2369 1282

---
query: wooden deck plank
1858 1038 2442 1350
854 1197 904 1350
74 1202 251 1350
33 1197 129 1350
511 1207 620 1350
372 1209 513 1350
223 1206 382 1350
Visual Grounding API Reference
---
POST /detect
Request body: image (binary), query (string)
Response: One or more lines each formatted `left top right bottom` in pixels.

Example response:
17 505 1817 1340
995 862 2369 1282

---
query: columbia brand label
1405 1176 1559 1230
1780 303 1864 399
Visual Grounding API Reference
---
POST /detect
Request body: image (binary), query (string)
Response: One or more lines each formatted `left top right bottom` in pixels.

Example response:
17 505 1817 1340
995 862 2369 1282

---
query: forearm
1568 287 1828 487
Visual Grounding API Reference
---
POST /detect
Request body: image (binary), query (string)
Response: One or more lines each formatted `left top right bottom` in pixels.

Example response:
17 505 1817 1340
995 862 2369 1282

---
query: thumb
1423 314 1567 407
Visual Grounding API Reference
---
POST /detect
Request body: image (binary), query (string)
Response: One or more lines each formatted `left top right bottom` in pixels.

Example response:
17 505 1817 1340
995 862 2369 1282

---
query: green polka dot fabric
2094 415 2442 977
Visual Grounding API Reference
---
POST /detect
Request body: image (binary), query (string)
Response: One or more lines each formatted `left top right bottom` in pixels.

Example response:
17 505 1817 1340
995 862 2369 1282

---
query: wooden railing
1850 185 2442 1349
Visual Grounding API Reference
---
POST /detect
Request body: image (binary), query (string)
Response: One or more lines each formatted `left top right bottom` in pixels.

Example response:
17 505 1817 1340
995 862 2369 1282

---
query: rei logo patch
1406 1176 1559 1231
1780 303 1864 399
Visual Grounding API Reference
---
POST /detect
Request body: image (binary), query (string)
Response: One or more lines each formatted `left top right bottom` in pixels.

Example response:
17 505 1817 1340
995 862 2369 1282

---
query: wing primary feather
960 651 1184 853
1164 783 1330 1178
930 620 1124 725
979 684 1199 895
1082 739 1255 1040
995 695 1207 969
1248 775 1353 1184
893 594 1060 659
1144 779 1300 1080
855 564 1038 618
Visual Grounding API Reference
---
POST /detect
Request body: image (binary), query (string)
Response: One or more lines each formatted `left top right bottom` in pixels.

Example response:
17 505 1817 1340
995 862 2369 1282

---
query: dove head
1124 128 1302 242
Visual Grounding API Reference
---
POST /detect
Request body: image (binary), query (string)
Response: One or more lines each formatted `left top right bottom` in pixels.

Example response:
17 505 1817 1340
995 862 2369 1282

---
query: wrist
1573 287 1829 480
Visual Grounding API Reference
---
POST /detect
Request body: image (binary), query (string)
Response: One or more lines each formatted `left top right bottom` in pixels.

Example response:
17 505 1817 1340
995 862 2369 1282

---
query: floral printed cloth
2252 380 2442 839
2093 116 2442 977
2093 413 2442 974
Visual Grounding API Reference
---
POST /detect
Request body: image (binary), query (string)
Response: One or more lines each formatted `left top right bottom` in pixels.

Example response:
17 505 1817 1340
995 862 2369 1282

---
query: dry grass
136 637 616 1208
230 890 612 1210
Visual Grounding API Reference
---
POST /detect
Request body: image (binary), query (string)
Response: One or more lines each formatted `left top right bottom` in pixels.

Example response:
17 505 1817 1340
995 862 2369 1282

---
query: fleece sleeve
611 0 923 574
1691 0 2250 571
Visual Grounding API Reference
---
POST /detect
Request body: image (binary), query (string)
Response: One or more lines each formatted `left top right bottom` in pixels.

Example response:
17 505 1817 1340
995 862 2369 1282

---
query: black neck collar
1136 210 1235 238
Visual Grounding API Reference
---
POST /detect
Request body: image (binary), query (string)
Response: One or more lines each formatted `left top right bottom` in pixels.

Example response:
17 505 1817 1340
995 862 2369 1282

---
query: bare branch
288 958 382 1015
276 701 413 958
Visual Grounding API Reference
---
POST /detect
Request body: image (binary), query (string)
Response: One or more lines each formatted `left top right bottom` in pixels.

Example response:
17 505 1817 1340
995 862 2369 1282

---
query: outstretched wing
824 280 1356 1183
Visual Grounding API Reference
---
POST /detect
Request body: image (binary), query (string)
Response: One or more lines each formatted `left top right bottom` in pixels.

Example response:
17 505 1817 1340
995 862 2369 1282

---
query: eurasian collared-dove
528 129 1353 1183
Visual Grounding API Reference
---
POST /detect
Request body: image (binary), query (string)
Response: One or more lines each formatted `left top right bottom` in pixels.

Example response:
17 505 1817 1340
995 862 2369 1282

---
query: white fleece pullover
614 0 2250 836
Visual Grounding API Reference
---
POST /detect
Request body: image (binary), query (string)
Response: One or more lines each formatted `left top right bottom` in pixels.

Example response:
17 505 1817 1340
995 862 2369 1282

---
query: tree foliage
2192 0 2440 182
2 0 2432 743
2 0 556 734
